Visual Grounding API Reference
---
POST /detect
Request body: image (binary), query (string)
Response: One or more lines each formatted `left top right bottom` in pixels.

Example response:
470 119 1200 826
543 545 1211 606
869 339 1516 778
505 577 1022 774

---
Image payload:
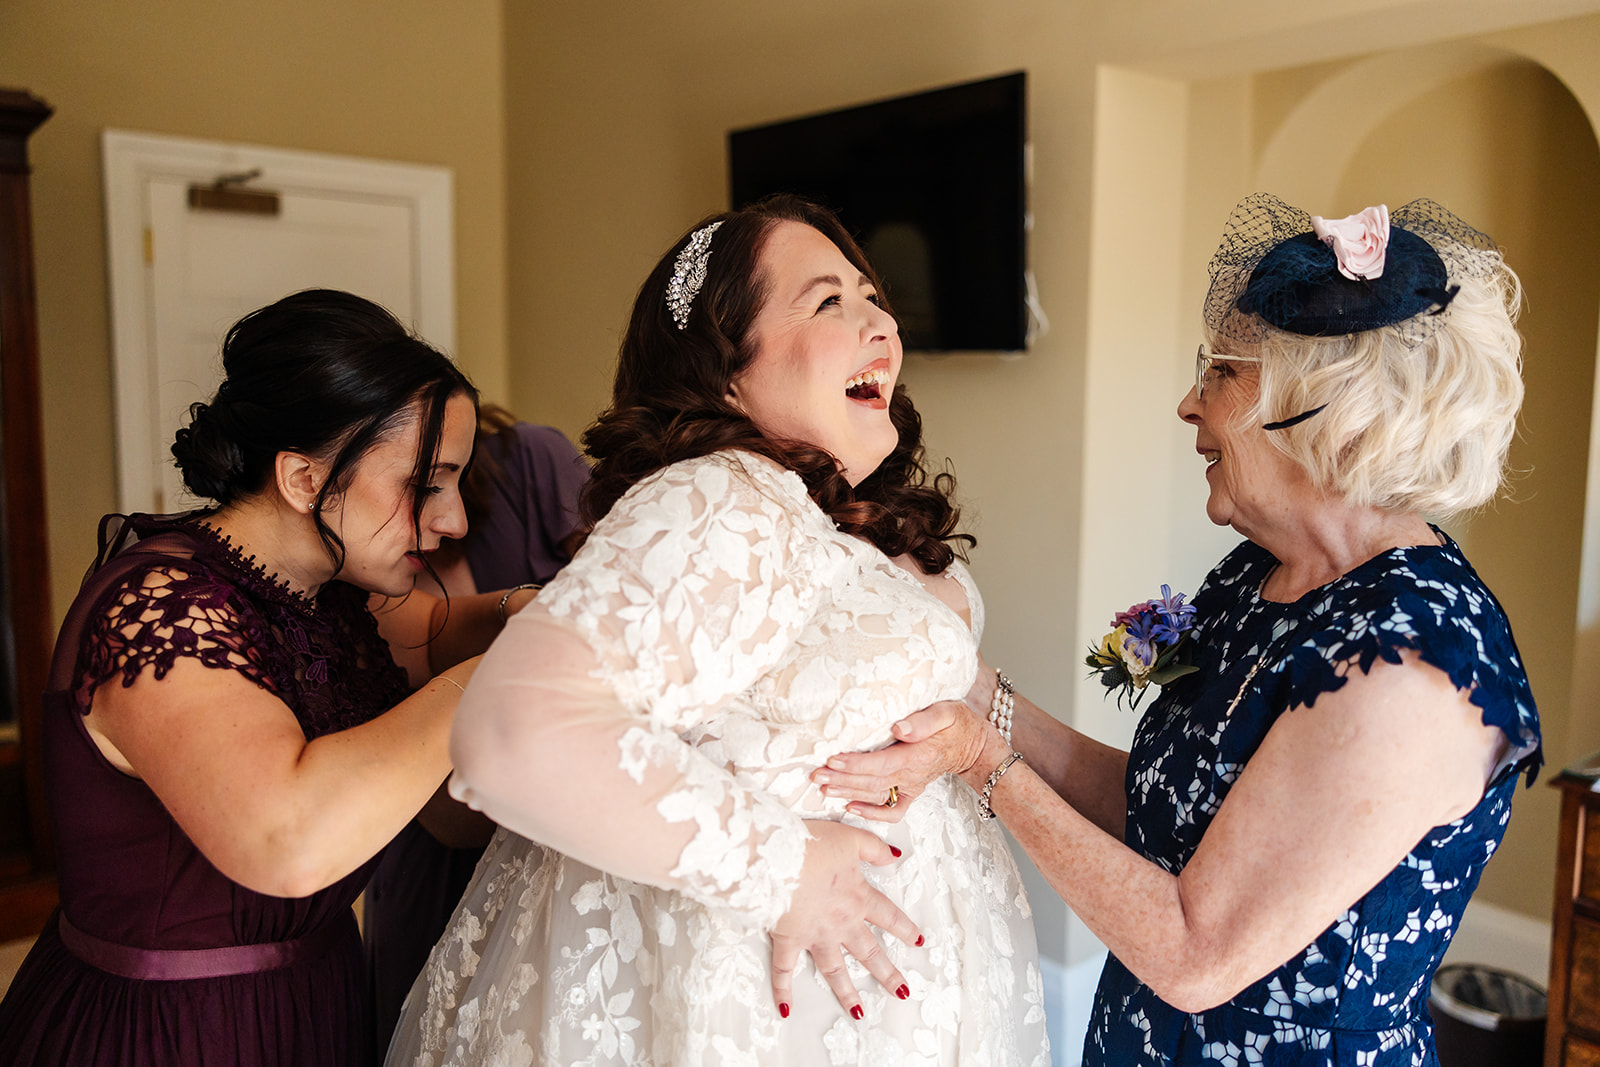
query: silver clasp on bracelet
978 751 1024 821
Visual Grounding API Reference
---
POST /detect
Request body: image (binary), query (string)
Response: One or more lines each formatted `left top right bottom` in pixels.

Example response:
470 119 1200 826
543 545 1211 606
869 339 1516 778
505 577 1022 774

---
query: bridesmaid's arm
371 585 539 687
371 582 508 849
86 654 477 898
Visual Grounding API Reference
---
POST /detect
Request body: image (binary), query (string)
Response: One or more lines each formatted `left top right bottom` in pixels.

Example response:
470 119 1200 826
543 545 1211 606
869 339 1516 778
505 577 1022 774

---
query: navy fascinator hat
1204 194 1499 347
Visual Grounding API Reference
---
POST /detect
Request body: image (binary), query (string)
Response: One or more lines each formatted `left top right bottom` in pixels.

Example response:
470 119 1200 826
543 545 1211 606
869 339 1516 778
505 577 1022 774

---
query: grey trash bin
1430 964 1546 1067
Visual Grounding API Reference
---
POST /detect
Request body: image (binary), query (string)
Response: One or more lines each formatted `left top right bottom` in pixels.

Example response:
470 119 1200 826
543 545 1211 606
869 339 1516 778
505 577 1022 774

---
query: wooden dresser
1547 771 1600 1066
0 88 57 942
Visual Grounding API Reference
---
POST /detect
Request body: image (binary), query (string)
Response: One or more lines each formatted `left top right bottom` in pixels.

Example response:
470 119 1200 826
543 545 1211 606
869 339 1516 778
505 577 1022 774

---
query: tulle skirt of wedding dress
385 776 1050 1067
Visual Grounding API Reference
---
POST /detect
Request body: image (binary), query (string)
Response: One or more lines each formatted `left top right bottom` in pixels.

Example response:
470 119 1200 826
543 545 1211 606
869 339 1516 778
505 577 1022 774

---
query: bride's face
728 221 903 486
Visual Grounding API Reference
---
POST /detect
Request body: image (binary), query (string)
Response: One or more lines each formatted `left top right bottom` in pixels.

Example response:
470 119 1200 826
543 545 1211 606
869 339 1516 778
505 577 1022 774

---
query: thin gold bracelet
437 675 466 696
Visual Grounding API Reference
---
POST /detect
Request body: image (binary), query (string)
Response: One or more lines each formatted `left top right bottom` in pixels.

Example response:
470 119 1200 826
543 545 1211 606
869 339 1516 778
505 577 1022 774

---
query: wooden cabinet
1547 773 1600 1066
0 88 56 942
1565 1039 1600 1067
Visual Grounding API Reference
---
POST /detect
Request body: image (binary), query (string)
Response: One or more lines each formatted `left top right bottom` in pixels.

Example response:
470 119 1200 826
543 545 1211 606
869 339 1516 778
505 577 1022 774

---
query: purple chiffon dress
0 513 411 1066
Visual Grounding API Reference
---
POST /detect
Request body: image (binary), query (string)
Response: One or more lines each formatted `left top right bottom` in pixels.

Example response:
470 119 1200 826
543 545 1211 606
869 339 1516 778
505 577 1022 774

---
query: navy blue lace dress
1086 532 1541 1066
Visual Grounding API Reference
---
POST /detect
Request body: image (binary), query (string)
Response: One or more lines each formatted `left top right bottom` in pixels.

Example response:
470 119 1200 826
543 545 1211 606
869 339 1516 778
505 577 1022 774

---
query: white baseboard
1040 951 1108 1067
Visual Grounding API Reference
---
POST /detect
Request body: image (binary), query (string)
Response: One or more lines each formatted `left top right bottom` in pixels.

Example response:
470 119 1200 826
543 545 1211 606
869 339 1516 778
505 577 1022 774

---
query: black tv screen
729 72 1027 352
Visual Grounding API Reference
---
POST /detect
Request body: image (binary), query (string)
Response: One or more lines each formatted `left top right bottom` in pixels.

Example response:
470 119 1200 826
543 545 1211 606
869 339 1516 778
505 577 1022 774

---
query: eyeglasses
1195 343 1261 400
1194 342 1328 431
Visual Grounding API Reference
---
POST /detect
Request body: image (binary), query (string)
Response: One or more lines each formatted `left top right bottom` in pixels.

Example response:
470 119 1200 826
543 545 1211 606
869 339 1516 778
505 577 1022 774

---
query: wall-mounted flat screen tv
729 71 1027 353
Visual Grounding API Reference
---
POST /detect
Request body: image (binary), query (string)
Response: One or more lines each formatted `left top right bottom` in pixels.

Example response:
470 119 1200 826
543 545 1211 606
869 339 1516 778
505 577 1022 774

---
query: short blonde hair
1222 256 1524 520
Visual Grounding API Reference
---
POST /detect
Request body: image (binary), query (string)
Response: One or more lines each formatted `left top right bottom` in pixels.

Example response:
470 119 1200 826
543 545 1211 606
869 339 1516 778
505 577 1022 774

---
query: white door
103 131 455 513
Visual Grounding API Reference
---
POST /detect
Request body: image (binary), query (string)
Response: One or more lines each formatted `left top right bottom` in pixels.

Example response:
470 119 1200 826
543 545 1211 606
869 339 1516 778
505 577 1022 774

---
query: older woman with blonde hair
820 195 1542 1066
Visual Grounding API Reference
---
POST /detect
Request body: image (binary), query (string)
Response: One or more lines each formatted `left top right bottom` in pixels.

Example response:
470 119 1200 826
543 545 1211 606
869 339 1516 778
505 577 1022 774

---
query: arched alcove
1254 41 1520 206
1253 47 1600 920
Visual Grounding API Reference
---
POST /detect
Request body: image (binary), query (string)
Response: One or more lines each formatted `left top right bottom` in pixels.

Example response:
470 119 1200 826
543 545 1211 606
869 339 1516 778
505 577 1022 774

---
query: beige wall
0 0 509 621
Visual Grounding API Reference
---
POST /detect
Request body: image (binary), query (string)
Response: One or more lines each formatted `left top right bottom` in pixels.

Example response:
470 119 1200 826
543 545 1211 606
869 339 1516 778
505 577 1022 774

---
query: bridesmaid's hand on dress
770 820 921 1021
811 700 988 823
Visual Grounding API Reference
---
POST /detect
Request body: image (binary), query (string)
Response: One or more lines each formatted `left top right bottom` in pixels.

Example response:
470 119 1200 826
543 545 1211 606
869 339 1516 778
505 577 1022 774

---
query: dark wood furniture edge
1549 773 1596 1067
0 87 56 941
0 91 50 173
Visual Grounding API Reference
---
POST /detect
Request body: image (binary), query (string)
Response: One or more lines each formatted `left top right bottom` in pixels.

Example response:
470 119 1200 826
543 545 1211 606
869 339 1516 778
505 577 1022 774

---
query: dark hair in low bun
170 400 250 503
171 289 477 570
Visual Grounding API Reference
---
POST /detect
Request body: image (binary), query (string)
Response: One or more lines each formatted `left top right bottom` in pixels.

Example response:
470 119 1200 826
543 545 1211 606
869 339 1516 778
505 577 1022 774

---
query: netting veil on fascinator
1204 194 1499 347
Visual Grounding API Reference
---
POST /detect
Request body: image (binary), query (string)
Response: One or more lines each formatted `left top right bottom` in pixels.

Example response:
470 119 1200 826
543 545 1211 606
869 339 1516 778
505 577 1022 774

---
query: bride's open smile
728 219 903 486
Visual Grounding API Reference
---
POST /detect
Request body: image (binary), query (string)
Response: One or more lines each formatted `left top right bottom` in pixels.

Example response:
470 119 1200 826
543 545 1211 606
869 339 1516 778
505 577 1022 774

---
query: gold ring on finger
886 784 900 808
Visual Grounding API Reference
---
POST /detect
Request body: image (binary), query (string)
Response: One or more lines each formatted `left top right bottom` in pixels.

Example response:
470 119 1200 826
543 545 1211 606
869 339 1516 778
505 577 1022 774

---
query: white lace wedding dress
385 450 1049 1067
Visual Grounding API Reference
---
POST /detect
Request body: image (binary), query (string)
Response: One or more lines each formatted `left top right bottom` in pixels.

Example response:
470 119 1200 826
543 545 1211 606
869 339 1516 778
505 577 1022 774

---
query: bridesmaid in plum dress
0 290 537 1065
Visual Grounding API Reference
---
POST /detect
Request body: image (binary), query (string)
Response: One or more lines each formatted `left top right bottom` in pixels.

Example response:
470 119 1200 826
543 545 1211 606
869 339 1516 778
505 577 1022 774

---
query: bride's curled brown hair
581 194 972 573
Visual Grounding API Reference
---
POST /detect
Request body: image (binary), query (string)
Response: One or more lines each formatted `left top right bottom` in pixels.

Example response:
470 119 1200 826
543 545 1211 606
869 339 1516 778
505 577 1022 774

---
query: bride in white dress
386 195 1049 1066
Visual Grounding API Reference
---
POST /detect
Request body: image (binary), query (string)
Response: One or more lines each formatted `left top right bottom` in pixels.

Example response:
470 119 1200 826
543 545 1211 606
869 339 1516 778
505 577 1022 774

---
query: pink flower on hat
1310 205 1390 281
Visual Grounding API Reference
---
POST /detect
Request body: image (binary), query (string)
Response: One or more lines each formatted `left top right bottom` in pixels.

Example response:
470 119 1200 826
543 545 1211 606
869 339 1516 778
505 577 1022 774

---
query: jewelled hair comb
665 221 723 330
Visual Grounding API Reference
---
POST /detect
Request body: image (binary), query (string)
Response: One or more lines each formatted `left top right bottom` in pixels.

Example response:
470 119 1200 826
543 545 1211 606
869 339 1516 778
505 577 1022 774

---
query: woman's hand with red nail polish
769 822 921 1021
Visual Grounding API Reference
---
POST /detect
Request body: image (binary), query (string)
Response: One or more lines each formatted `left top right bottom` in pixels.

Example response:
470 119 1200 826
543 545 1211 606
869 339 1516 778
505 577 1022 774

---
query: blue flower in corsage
1086 584 1199 710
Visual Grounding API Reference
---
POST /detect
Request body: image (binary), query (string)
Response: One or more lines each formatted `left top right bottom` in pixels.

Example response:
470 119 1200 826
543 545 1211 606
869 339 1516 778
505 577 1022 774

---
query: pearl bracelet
988 669 1015 745
497 583 542 625
978 751 1024 821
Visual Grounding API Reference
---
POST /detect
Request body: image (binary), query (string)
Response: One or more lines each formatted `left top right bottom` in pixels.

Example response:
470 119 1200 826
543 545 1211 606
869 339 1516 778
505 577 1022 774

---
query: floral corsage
1085 585 1198 710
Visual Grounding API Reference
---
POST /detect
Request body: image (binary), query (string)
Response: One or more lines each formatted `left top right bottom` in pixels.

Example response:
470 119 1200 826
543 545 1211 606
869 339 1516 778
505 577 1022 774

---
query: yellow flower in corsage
1085 585 1199 710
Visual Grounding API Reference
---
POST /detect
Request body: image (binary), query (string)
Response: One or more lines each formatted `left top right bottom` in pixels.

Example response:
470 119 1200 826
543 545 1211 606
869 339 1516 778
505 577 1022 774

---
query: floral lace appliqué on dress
387 452 1049 1067
1086 533 1540 1067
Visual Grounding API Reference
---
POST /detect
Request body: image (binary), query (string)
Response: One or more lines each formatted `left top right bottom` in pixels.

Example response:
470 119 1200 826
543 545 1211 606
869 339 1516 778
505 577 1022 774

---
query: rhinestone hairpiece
665 221 723 330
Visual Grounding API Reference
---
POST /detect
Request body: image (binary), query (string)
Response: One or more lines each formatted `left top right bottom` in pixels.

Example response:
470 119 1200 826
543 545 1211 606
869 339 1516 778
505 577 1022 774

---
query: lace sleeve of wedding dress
448 453 830 930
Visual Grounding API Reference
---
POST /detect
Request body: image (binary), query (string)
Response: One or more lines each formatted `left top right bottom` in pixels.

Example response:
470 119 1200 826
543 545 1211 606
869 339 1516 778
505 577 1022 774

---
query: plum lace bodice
69 513 410 740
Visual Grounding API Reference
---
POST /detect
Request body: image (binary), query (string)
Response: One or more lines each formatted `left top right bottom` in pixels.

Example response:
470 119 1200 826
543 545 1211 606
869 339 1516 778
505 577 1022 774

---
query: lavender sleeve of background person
463 423 590 589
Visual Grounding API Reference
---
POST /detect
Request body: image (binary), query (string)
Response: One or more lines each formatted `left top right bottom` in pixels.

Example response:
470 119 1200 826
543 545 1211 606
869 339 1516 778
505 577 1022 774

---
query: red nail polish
889 845 902 858
850 1005 864 1021
915 935 925 947
896 984 910 1000
779 1003 790 1019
